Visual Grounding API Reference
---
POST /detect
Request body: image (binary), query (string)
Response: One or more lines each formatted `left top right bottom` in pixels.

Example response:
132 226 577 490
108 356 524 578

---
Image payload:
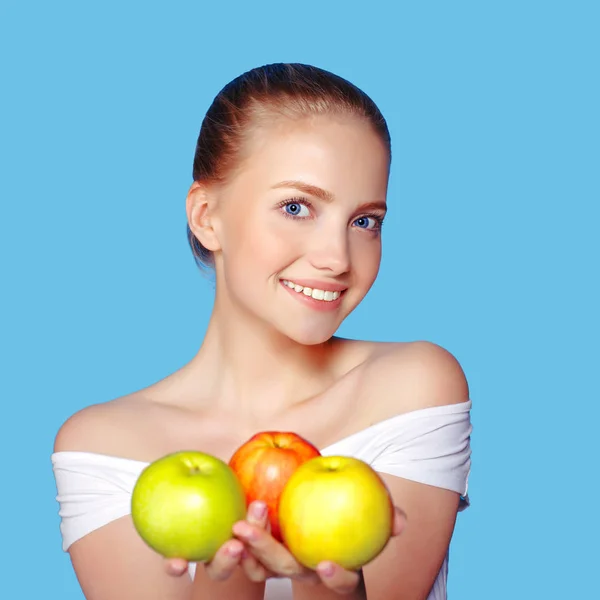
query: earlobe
186 182 221 252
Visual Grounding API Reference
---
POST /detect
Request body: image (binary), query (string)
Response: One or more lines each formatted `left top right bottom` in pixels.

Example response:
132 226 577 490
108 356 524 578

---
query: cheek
223 211 302 273
351 236 382 282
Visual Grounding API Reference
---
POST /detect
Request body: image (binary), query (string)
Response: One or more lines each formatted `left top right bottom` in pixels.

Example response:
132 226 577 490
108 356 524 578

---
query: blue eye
353 216 380 230
284 202 310 217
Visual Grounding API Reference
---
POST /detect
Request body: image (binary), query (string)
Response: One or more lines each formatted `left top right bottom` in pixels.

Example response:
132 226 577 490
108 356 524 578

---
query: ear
186 181 221 252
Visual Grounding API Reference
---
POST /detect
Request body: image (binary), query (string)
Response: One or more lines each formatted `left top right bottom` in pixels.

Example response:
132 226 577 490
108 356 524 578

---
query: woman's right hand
162 500 272 582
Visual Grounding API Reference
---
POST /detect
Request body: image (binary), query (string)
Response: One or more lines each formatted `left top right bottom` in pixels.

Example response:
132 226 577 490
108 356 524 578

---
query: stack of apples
131 432 394 571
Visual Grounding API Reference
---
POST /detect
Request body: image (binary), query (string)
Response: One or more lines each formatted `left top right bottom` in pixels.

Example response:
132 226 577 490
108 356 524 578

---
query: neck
183 287 339 420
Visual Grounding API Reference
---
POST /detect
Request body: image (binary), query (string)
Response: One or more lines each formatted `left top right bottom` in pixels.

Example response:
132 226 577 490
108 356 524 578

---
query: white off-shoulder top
51 400 472 600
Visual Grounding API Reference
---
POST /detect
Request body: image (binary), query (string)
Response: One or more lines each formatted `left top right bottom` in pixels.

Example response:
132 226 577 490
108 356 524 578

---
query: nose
307 228 351 275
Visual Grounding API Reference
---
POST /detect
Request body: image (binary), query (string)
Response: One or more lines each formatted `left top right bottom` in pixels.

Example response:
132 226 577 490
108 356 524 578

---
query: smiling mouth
280 279 347 302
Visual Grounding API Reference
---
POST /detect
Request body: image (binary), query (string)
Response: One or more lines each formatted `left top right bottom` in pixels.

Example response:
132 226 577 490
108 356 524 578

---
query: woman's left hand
233 500 407 595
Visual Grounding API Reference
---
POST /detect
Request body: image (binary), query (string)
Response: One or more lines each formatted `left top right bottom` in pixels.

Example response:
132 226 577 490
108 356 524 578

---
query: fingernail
227 544 242 557
233 522 254 539
318 562 335 577
252 501 267 519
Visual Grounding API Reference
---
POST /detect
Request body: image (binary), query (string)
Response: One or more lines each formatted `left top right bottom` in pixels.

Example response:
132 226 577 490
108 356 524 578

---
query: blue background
1 1 598 597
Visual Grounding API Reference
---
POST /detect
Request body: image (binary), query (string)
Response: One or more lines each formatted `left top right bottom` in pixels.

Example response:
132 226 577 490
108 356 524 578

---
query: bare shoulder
53 397 203 600
363 340 470 416
354 342 471 600
53 393 158 458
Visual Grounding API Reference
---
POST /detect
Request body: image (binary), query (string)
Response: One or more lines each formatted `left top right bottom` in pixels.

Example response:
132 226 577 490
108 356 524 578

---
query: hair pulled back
188 63 391 269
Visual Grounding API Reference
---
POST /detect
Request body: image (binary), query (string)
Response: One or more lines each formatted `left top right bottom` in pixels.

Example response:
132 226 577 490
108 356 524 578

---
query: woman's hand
161 501 273 581
233 501 407 595
162 499 407 596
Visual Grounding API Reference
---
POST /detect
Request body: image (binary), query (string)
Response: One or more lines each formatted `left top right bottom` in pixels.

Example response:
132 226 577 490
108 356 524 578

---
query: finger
240 548 269 583
232 521 312 581
392 506 408 536
246 500 269 530
316 561 361 594
204 539 244 581
240 500 270 581
164 558 188 577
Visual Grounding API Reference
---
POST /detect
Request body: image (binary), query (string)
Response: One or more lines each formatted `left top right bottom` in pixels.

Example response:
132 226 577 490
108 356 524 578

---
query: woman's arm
294 342 470 600
54 406 264 600
190 557 266 600
68 516 193 600
54 408 194 600
292 571 367 600
68 516 265 600
291 480 459 600
362 478 460 600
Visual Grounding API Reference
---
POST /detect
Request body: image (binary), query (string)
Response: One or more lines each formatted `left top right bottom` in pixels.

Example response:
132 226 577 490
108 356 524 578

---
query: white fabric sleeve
359 401 472 508
51 451 146 551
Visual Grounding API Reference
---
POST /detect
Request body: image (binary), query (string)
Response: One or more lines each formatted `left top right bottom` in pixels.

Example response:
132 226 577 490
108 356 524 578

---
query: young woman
52 63 472 600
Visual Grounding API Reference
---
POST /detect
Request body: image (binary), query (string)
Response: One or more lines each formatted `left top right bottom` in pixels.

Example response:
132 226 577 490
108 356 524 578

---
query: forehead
231 115 390 201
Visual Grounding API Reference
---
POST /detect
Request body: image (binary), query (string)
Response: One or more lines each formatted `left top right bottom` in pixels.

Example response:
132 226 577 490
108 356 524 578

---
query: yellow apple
131 450 246 561
278 455 394 571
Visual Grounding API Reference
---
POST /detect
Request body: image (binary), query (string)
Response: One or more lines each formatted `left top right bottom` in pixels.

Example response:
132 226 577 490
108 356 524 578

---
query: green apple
131 450 247 561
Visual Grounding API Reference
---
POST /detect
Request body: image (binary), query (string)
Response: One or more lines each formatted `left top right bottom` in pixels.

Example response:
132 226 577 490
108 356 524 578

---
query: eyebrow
271 180 335 203
271 180 387 211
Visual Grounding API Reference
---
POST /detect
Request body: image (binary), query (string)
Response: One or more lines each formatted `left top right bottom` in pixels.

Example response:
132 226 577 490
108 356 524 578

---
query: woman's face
209 114 390 345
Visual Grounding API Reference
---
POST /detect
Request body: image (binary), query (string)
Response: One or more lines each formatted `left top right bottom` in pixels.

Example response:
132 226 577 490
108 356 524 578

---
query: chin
280 322 340 347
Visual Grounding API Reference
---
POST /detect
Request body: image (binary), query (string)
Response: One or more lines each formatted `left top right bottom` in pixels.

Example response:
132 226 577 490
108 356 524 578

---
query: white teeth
281 280 344 302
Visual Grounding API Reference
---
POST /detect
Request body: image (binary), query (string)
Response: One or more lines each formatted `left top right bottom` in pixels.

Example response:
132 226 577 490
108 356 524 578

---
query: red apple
228 432 321 541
